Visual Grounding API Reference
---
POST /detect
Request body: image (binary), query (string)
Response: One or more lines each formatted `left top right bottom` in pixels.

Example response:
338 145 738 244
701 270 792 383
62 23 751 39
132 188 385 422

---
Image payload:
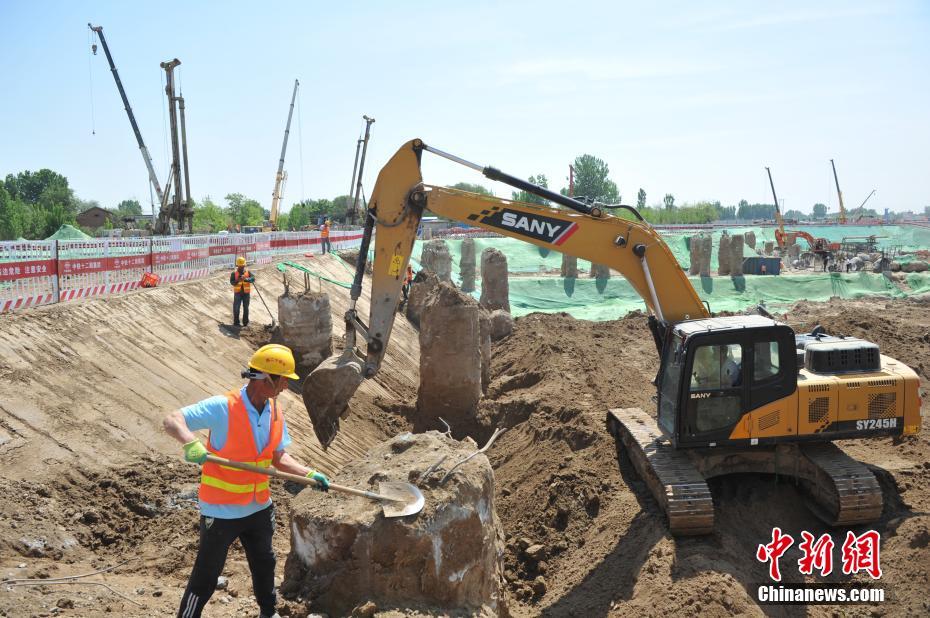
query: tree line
0 162 905 241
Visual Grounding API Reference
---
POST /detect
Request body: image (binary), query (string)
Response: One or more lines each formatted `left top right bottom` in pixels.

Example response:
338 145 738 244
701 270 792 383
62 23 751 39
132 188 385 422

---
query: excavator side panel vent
868 393 896 419
758 410 781 431
809 397 830 424
867 379 895 388
846 381 861 389
808 383 831 393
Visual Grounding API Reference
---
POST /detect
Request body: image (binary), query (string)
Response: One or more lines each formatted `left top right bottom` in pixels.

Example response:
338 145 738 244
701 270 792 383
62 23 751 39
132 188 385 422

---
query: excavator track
607 408 715 535
607 408 884 535
796 442 883 526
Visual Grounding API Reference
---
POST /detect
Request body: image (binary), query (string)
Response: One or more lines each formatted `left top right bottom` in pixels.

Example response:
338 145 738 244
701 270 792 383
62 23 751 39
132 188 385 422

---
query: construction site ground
1 255 928 617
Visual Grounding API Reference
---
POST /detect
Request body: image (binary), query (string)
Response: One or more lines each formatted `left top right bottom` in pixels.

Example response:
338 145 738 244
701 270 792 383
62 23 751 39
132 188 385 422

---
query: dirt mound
478 302 930 616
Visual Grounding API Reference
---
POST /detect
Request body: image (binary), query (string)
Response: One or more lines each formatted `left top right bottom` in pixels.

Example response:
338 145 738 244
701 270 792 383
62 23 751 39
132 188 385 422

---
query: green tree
663 194 675 210
563 155 619 205
0 185 30 240
287 201 311 229
4 169 77 238
225 193 264 227
511 174 549 206
450 182 493 196
636 188 646 209
275 211 290 230
116 199 143 216
193 196 230 233
812 203 827 218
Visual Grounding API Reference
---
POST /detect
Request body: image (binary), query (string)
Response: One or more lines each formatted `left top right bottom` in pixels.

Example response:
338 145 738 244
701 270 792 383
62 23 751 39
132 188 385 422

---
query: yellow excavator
302 139 922 535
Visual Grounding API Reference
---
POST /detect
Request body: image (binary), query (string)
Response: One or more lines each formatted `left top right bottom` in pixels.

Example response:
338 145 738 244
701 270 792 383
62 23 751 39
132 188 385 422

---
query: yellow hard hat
236 256 247 266
247 344 300 380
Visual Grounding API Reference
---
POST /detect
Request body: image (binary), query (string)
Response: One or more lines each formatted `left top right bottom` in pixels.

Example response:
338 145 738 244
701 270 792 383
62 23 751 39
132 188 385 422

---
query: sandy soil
1 258 928 617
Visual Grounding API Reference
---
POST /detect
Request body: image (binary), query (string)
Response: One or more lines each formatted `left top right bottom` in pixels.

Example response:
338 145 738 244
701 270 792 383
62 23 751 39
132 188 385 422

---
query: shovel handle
203 455 401 503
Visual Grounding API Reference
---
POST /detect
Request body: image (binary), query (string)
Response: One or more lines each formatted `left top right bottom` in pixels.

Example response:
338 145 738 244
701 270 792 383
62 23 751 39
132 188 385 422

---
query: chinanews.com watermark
754 527 886 605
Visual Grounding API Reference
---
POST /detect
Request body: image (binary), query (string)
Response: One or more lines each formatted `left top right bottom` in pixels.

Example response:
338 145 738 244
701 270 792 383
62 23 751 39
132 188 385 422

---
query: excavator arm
304 139 708 446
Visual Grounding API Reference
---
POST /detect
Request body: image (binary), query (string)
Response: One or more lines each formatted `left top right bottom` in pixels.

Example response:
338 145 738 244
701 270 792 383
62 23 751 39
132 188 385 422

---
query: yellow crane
831 158 847 224
268 79 299 231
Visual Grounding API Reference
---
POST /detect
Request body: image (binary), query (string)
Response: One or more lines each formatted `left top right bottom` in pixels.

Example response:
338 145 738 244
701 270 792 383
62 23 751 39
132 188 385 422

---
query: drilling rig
157 59 193 235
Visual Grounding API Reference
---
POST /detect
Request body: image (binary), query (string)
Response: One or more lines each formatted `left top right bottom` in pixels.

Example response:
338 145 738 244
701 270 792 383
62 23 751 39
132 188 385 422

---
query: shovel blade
378 481 425 518
302 349 366 448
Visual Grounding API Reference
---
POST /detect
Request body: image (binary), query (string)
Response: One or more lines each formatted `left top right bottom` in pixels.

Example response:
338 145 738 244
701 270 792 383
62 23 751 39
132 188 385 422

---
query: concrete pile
480 248 510 312
589 263 611 279
902 261 930 273
277 292 333 374
764 241 775 256
729 233 745 276
688 233 712 276
421 239 453 282
788 243 802 260
489 309 514 341
405 271 440 327
717 233 731 275
460 238 477 293
560 254 578 278
745 230 756 250
283 431 505 617
418 283 486 433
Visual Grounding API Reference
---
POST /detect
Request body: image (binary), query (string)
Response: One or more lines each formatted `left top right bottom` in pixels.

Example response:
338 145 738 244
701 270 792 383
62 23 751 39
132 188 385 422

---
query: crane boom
830 158 847 224
88 23 165 208
270 79 299 229
765 166 785 250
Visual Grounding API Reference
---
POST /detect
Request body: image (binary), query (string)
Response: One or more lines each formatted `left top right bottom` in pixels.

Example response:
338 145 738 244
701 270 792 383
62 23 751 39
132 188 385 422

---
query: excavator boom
302 139 920 539
302 139 708 445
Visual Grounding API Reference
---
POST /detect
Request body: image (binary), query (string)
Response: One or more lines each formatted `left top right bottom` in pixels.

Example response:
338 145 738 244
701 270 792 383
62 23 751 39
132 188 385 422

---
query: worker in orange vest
320 220 331 255
163 344 329 618
230 256 254 327
402 264 415 301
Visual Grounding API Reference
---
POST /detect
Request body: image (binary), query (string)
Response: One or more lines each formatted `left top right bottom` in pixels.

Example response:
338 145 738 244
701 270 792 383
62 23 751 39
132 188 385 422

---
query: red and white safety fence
0 229 364 314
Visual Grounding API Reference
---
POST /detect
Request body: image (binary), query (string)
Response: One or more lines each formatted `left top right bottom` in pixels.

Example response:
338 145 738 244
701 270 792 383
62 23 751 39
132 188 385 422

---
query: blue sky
1 1 927 215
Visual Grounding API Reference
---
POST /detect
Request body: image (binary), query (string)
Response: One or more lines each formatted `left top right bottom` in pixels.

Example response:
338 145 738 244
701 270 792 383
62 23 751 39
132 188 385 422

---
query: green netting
906 273 930 294
502 272 907 320
45 225 92 240
416 225 929 276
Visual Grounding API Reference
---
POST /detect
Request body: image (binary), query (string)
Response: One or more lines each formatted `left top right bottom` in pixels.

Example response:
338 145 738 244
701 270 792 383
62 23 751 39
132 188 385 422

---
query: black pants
320 237 331 254
177 505 276 618
233 292 250 326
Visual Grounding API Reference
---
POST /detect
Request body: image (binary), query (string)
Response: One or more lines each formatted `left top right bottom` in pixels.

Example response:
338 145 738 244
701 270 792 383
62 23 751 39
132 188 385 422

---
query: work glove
183 439 209 464
306 470 330 491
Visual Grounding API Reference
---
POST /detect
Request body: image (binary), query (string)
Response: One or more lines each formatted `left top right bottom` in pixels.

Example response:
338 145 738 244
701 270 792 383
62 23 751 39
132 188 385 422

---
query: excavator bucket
302 349 366 448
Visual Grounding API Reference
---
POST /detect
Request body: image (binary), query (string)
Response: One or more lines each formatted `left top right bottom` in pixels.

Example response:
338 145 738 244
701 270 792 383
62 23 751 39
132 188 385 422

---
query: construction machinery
831 158 848 224
157 59 193 235
268 79 300 231
855 189 877 222
767 167 837 264
765 166 788 252
88 24 165 219
302 139 921 535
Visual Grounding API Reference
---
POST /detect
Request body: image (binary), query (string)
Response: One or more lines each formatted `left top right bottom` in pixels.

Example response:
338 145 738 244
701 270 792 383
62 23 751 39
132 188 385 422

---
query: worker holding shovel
230 256 255 327
163 344 329 618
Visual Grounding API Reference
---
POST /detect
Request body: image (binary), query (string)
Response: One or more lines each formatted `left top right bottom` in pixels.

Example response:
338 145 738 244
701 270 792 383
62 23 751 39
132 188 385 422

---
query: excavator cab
657 316 797 448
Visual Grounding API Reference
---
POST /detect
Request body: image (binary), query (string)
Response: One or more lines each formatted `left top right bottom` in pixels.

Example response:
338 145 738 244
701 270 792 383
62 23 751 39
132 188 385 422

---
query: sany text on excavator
303 139 921 535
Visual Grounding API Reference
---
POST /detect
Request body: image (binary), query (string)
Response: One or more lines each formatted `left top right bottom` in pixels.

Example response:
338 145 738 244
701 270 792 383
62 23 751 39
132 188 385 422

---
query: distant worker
320 220 331 255
760 263 767 276
402 264 415 301
163 344 330 618
230 256 255 327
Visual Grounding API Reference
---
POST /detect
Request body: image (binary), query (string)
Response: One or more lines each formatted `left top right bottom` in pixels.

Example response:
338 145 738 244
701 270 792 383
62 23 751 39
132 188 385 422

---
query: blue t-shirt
182 385 292 519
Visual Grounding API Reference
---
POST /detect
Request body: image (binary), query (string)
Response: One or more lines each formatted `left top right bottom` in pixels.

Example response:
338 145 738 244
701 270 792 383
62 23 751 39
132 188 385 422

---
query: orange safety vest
199 390 283 506
231 269 251 294
321 224 330 238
